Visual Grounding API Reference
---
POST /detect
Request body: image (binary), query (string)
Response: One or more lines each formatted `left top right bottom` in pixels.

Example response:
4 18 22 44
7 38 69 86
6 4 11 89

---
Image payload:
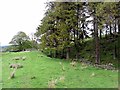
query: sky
0 0 49 46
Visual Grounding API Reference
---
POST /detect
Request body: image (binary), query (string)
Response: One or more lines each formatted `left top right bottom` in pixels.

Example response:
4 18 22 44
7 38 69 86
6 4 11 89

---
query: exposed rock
70 61 77 67
22 56 26 60
94 63 115 70
12 56 26 61
12 57 21 60
9 63 23 69
8 68 16 79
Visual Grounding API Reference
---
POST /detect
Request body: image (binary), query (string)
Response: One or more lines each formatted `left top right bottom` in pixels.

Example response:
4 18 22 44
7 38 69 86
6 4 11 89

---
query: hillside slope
2 51 118 88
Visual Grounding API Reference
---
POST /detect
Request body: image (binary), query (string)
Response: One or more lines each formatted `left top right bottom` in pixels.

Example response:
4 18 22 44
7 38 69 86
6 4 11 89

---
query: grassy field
1 51 118 88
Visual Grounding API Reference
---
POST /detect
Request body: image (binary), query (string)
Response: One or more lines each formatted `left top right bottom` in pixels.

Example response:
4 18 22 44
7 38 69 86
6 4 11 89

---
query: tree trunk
61 48 65 59
99 29 102 39
66 47 70 60
94 16 100 64
117 17 120 60
113 19 117 59
110 23 112 35
76 53 79 60
118 18 120 34
54 49 56 58
105 29 107 39
66 51 69 60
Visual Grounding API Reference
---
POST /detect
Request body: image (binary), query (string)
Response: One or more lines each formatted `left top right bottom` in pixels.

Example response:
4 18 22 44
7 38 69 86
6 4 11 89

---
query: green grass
2 51 118 88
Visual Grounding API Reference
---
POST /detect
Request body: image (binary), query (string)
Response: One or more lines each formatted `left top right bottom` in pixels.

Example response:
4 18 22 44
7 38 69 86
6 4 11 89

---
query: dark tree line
35 1 120 64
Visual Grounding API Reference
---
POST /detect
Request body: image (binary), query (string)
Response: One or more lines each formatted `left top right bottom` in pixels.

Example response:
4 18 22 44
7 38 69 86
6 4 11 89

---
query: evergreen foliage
35 1 120 64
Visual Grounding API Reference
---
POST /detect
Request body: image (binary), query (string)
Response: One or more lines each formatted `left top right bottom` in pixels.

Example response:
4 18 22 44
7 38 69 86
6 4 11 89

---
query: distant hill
0 45 10 52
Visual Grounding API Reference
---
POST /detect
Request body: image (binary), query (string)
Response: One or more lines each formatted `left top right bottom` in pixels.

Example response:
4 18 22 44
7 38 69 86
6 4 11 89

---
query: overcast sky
0 0 49 46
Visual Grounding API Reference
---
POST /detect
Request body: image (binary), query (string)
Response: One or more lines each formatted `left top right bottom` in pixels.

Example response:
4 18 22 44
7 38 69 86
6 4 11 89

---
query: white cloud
0 0 48 46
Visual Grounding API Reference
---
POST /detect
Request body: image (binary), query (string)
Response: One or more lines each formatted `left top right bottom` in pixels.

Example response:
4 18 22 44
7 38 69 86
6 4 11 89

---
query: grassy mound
2 51 118 88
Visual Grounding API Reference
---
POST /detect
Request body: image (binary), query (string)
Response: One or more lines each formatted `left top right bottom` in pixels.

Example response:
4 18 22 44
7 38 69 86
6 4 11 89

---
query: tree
35 1 119 66
9 31 30 51
95 2 119 60
88 3 101 64
36 2 85 59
